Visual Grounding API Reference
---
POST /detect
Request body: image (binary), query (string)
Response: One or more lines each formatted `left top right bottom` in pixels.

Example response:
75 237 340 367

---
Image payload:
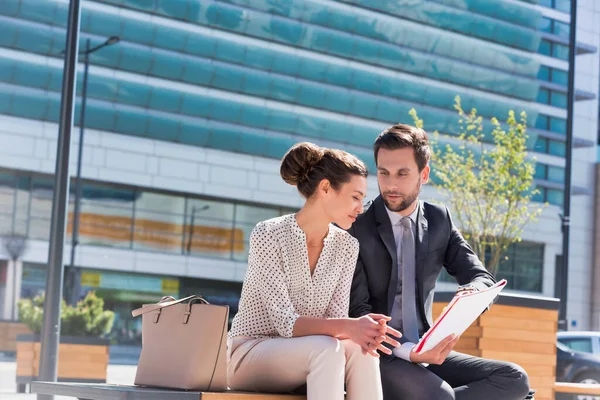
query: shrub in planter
17 291 115 336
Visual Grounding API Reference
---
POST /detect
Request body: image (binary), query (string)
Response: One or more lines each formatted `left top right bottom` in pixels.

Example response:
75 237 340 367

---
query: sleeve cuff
280 313 301 338
392 342 416 361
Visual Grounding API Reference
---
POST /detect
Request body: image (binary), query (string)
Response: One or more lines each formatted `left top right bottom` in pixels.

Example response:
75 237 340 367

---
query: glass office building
0 0 598 337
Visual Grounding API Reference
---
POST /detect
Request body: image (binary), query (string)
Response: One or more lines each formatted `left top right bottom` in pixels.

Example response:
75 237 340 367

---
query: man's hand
409 334 459 365
364 314 402 355
455 284 478 297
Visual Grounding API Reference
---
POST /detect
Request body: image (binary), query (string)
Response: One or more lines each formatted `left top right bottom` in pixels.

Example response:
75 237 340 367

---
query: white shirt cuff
392 342 416 361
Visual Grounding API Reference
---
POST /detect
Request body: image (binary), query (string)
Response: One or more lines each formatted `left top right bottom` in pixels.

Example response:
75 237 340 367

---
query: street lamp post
68 36 119 306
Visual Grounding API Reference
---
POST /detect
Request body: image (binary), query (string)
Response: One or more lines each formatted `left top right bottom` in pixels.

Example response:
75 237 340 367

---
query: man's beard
381 181 421 212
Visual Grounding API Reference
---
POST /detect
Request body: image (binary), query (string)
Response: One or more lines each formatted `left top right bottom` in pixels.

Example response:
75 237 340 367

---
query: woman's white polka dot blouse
228 214 360 339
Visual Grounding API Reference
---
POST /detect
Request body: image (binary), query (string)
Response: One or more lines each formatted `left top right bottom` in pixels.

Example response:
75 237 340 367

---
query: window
538 39 569 61
439 241 544 293
133 191 185 253
559 338 593 354
185 198 235 259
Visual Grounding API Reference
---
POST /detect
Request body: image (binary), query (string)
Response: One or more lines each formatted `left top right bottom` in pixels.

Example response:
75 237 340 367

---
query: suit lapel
373 197 398 315
415 201 428 318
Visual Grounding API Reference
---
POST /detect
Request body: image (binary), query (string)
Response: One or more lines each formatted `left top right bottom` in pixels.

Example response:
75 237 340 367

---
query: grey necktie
400 217 419 343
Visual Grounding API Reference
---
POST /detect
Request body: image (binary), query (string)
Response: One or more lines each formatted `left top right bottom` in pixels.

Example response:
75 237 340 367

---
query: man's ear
421 165 430 184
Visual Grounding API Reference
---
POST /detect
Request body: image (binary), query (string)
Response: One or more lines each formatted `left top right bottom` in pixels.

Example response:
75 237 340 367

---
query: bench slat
555 382 600 395
31 382 306 400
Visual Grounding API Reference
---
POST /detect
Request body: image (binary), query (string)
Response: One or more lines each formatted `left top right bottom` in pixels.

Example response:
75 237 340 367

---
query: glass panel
539 39 551 56
30 176 54 240
534 137 549 153
537 89 550 104
547 166 565 183
535 115 549 130
77 183 135 249
560 338 593 354
133 191 185 253
547 189 564 207
550 117 567 134
552 69 568 86
552 43 569 61
0 171 16 235
549 140 566 157
184 198 235 258
551 92 567 108
534 165 547 180
537 66 550 81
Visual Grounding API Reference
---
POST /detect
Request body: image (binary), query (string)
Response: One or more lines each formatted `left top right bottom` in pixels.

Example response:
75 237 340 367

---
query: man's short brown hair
373 123 431 171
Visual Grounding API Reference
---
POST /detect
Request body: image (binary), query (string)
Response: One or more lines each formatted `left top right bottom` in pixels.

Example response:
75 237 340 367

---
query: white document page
415 279 507 354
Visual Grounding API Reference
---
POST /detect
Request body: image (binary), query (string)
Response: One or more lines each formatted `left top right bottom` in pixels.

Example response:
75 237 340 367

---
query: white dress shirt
229 214 360 340
385 205 420 362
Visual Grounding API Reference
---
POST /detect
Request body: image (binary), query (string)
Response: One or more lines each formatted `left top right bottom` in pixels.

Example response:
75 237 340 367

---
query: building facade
0 0 598 342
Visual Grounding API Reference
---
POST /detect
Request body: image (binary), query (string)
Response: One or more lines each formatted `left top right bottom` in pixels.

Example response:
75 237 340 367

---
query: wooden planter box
433 292 559 400
0 320 31 353
15 334 109 393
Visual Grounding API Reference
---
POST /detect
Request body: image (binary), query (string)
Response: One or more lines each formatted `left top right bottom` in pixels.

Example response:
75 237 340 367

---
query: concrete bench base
555 382 600 400
31 382 306 400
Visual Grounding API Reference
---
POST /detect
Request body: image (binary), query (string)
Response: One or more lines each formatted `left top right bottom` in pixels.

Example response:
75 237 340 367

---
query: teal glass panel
538 17 552 33
550 117 566 134
151 54 184 80
211 67 244 92
297 85 326 109
122 18 156 45
534 165 547 180
182 58 215 87
115 112 149 135
241 73 272 98
10 92 48 119
0 0 20 16
156 0 190 21
552 69 568 86
535 115 549 130
534 137 549 153
547 166 565 183
179 121 211 147
117 82 151 108
147 115 181 141
551 92 567 108
180 95 212 119
269 78 299 103
547 189 564 207
538 66 550 81
207 122 242 153
184 34 218 58
154 25 187 52
537 89 550 104
149 88 182 113
87 11 123 38
272 54 302 77
555 0 571 13
549 140 567 156
210 100 242 124
552 44 569 60
0 19 19 47
13 62 48 89
539 40 552 56
239 106 270 129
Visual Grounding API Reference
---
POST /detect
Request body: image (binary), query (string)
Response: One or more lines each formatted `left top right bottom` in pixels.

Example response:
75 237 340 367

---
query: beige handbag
131 295 229 391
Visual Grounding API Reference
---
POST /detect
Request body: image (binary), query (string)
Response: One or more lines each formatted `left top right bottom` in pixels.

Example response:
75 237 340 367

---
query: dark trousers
380 351 530 400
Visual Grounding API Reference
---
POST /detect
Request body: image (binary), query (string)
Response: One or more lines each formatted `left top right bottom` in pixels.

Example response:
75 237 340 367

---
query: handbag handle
131 295 209 318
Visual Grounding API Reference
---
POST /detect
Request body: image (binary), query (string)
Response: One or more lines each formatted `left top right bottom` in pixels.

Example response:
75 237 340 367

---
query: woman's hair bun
280 142 324 186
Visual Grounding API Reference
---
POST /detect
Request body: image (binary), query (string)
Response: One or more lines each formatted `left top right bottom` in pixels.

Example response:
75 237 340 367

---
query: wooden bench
31 382 306 400
555 382 600 400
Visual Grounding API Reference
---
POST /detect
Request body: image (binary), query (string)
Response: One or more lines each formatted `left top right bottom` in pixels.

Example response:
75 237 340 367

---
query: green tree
17 291 114 337
410 96 545 276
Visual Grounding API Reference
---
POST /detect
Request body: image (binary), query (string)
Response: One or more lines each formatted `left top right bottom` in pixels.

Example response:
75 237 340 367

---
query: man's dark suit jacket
348 196 495 340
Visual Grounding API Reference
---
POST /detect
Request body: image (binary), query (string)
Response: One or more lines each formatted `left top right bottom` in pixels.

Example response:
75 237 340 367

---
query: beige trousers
227 335 383 400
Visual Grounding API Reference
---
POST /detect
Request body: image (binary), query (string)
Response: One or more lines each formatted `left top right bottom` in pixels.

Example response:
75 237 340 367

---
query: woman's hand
344 315 401 357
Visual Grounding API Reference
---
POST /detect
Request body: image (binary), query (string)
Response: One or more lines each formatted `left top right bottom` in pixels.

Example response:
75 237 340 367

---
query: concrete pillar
1 259 22 321
591 164 600 330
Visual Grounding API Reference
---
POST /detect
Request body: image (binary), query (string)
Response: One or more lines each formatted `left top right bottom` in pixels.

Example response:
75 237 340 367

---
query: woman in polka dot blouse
227 142 401 400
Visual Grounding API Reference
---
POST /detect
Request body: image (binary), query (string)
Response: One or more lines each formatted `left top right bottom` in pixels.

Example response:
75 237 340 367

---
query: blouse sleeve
246 223 300 338
325 237 360 319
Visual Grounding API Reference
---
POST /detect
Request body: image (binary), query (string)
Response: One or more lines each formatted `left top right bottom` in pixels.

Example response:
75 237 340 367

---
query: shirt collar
385 202 419 227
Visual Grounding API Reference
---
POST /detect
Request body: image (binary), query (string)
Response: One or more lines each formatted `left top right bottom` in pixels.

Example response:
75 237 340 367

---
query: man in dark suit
349 123 531 400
